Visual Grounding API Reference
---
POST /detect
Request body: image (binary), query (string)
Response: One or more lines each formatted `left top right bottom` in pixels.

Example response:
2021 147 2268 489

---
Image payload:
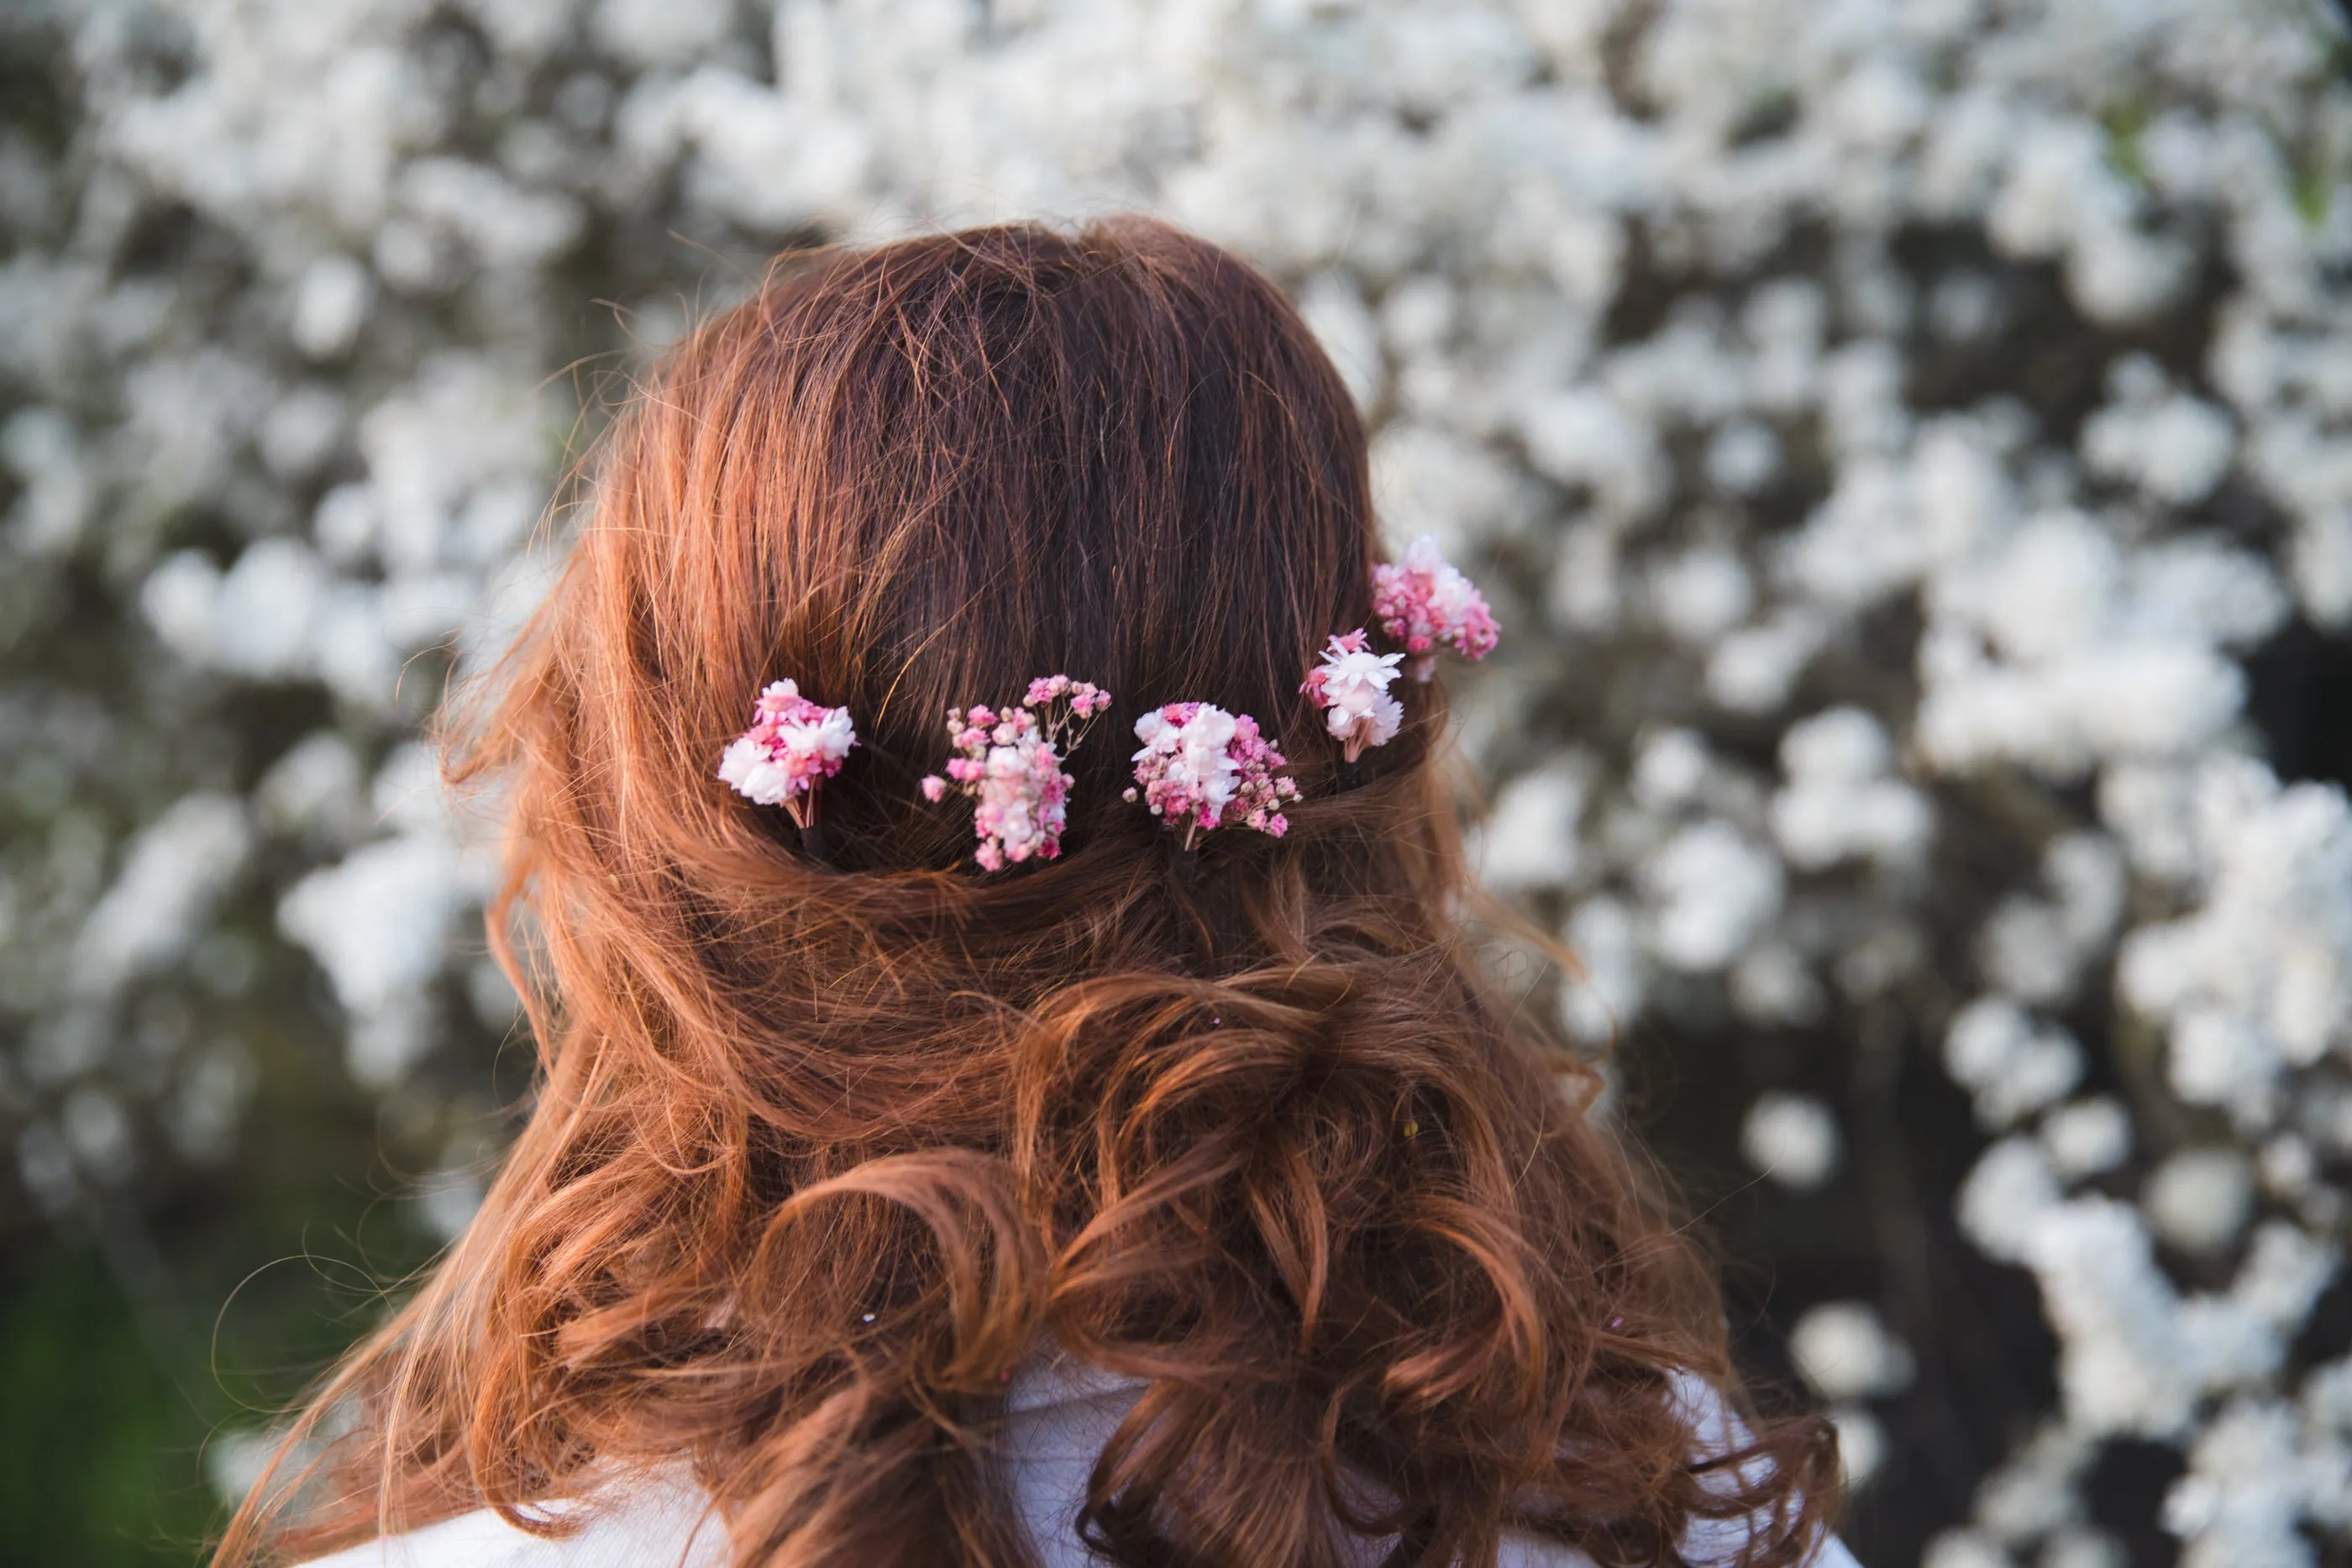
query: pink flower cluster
919 675 1109 871
1022 672 1111 718
1370 534 1500 681
1301 629 1405 763
717 679 857 826
1122 701 1301 847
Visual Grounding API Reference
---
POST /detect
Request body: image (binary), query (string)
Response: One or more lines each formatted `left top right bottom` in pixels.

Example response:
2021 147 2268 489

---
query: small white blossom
71 794 253 999
1740 1091 1841 1191
1641 821 1784 972
1945 998 2085 1131
1770 706 1934 871
1789 1301 1915 1402
2145 1148 2257 1256
2041 1099 2134 1180
1830 1405 1887 1488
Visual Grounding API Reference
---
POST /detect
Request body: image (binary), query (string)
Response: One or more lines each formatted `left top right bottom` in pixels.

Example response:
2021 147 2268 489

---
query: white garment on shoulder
294 1467 727 1568
297 1358 1863 1568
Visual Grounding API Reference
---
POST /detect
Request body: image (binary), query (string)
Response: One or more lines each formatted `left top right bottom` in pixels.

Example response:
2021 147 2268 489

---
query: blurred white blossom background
5 0 2352 1563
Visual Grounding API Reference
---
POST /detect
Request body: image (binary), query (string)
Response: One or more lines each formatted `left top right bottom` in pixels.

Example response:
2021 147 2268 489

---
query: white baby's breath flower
1740 1091 1841 1191
1789 1301 1915 1403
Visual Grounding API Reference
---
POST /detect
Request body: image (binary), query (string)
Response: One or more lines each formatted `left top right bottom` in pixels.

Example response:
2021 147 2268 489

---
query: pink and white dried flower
717 679 858 827
1370 534 1500 681
1302 629 1405 762
919 674 1110 871
1122 701 1301 848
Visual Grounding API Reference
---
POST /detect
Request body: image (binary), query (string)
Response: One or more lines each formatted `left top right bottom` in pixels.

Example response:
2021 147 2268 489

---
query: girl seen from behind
218 218 1853 1568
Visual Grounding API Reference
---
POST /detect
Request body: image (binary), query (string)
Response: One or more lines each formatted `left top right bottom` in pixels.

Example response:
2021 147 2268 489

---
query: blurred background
5 1 2352 1564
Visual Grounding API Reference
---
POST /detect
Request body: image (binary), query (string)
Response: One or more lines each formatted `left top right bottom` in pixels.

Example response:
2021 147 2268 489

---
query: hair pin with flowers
1303 629 1405 766
1371 533 1499 682
920 674 1110 871
718 679 859 857
1125 702 1301 854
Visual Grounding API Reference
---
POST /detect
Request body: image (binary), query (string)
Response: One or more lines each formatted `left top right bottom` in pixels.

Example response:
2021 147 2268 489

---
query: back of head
224 220 1834 1568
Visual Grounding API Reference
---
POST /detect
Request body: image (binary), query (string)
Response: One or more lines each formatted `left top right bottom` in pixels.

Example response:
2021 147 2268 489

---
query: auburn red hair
218 219 1838 1568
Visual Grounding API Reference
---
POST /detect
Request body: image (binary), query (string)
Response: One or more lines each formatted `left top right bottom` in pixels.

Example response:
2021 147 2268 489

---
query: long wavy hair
218 219 1837 1568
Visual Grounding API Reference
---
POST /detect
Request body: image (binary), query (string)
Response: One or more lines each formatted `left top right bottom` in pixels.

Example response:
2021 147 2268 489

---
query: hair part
218 218 1838 1568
